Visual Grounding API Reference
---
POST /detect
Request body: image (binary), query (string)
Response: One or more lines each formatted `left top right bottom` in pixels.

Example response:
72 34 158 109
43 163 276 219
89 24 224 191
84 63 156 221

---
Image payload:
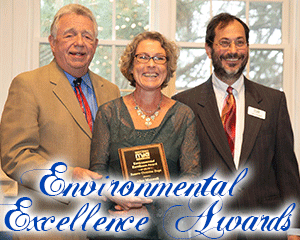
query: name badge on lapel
248 106 266 119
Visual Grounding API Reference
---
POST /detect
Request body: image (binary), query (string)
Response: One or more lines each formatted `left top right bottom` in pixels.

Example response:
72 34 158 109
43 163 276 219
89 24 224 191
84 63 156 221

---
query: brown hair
206 13 249 48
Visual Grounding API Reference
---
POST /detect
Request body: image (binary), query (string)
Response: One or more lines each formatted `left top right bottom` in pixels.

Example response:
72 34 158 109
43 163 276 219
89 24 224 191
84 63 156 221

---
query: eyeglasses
216 39 248 49
135 54 168 64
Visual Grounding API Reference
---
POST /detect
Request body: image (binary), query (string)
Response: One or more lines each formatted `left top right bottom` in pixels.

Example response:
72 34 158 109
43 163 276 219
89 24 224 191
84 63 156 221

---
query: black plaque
118 143 170 183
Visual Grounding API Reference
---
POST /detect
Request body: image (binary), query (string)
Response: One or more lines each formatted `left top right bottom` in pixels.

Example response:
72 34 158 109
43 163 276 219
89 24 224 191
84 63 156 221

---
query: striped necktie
221 86 236 156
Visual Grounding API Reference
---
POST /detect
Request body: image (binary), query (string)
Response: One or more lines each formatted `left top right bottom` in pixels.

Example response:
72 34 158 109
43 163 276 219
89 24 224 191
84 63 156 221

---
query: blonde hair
120 31 179 89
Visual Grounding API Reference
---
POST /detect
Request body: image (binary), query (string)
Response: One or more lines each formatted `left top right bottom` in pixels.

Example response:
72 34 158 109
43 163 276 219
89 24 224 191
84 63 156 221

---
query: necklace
133 92 163 127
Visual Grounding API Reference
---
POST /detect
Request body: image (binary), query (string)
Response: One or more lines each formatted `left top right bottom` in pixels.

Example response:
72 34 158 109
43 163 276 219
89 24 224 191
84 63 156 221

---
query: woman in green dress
90 31 201 239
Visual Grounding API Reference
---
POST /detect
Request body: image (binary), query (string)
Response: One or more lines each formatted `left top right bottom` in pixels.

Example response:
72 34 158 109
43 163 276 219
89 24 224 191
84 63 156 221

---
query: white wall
0 1 31 226
293 0 300 167
0 0 33 114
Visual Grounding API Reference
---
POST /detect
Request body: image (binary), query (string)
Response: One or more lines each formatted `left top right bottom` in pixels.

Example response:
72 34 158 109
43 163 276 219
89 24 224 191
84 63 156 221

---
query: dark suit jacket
173 76 300 235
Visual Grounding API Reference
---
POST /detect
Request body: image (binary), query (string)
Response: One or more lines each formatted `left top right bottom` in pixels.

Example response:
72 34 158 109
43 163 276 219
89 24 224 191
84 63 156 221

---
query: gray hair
50 4 98 38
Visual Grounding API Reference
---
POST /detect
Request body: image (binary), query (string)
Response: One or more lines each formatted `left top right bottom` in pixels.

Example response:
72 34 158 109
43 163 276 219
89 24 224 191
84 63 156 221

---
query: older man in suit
173 13 300 240
0 4 120 240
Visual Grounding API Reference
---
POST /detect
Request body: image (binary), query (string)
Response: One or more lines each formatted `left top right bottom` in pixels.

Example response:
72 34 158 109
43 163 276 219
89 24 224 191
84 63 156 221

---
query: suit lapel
239 79 263 166
197 78 236 171
89 71 104 107
49 60 92 139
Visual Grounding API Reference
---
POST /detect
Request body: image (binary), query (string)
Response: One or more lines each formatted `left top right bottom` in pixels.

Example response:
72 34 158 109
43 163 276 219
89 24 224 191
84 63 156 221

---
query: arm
274 93 300 200
274 92 300 229
0 75 53 190
179 108 202 180
90 104 111 175
89 103 152 209
0 74 101 190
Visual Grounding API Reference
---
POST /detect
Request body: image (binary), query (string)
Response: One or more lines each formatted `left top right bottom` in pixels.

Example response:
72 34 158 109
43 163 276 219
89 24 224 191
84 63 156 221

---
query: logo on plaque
135 150 151 161
118 143 170 183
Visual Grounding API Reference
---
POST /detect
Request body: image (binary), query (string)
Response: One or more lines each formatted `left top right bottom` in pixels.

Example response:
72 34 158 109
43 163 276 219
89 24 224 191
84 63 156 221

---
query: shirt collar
64 71 93 89
212 72 244 95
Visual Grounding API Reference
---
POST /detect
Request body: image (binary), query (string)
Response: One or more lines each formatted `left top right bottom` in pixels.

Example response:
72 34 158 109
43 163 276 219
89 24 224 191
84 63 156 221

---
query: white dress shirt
212 72 245 169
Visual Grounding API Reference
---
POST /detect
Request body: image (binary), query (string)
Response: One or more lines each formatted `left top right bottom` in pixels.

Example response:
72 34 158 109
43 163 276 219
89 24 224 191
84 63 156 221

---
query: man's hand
108 195 153 211
288 236 300 240
72 167 102 181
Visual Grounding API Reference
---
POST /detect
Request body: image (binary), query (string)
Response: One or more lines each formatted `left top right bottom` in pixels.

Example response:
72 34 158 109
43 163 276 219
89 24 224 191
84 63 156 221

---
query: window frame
33 0 159 95
33 0 292 99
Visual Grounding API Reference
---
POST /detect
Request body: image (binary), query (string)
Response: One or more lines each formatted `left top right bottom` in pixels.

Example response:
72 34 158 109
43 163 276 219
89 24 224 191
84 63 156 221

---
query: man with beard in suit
173 13 300 240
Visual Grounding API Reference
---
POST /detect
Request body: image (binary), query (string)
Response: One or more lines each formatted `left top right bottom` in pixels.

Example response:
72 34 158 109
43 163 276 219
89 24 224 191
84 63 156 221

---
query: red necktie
221 86 236 156
73 78 93 132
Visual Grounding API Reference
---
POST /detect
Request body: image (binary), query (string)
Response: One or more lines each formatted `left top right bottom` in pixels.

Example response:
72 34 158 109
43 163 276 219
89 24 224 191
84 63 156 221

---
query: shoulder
171 101 196 125
172 78 212 105
245 79 281 93
99 97 122 112
89 70 119 91
10 63 57 91
245 79 285 101
96 98 124 124
173 84 206 99
174 101 195 115
14 62 52 80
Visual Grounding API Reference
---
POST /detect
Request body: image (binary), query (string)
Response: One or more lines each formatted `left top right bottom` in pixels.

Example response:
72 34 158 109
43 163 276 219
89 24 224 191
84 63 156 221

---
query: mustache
220 52 241 60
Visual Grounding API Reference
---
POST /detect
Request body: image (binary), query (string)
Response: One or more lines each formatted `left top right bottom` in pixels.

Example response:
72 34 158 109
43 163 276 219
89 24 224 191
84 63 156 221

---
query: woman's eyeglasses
135 54 168 64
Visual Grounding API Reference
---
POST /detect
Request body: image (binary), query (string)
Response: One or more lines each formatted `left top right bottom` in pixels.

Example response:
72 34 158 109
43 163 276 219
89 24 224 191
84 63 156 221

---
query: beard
211 48 248 83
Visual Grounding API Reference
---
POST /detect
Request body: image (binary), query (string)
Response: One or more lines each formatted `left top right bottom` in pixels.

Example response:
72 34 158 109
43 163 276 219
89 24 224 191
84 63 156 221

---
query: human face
49 13 98 77
205 20 249 84
132 40 167 91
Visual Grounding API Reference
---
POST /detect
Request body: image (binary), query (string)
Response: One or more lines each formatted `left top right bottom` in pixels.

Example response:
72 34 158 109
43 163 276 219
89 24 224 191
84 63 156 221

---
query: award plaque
118 143 170 183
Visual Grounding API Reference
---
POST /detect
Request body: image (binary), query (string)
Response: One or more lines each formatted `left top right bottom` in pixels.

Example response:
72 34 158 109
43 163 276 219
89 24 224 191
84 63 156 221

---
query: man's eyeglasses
215 39 248 49
135 54 168 64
